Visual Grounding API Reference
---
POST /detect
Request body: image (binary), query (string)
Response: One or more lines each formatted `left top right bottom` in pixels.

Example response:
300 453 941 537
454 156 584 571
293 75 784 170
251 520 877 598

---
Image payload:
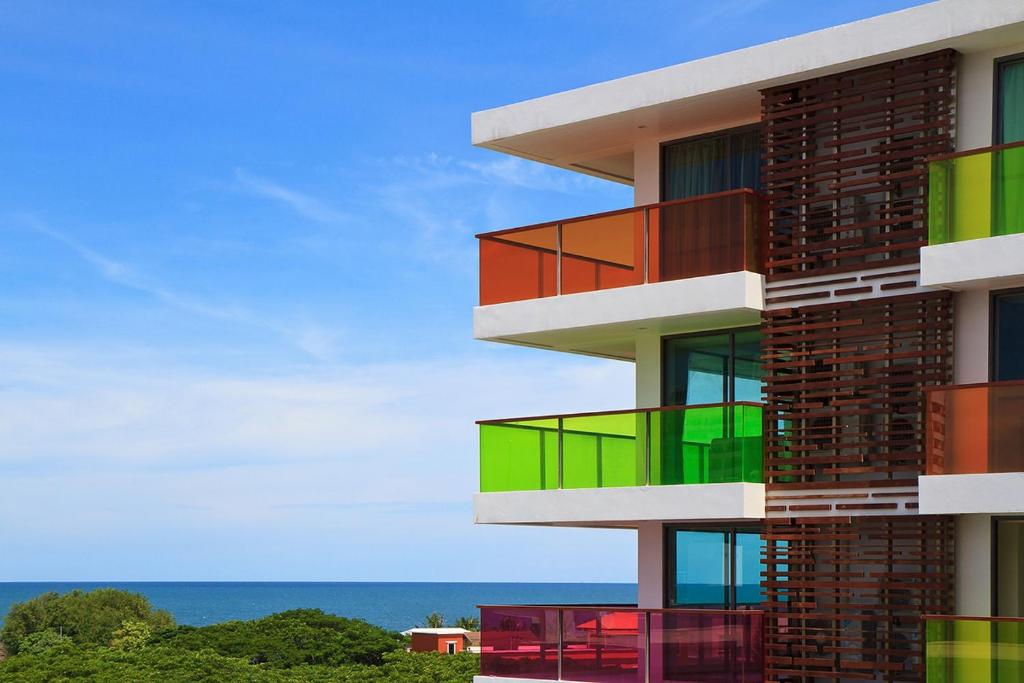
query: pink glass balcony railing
925 381 1024 475
477 189 764 305
479 605 764 683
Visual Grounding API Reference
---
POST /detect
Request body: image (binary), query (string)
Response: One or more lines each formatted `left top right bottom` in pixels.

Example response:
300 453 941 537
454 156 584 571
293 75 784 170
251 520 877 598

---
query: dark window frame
989 286 1024 381
663 524 764 609
660 326 762 407
994 52 1024 145
659 123 762 202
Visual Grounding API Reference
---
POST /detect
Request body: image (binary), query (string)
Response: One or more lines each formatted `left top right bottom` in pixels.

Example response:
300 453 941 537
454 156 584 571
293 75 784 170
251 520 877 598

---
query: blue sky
0 0 929 582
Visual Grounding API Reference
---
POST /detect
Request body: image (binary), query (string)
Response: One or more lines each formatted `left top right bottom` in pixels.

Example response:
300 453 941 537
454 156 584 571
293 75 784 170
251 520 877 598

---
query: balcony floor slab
474 482 765 527
921 233 1024 291
919 472 1024 515
473 271 764 360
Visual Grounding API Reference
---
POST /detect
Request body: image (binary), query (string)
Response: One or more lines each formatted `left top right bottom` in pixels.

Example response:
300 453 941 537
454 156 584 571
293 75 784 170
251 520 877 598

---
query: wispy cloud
235 168 349 224
690 0 770 28
13 213 340 361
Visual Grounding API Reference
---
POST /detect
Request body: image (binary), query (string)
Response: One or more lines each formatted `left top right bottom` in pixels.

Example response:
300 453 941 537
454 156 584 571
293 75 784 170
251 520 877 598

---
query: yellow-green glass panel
925 618 1024 683
479 419 558 492
561 412 644 489
929 146 1024 245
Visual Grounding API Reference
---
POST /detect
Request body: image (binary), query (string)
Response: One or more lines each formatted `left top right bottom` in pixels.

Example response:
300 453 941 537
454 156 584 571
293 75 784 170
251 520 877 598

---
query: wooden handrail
476 401 764 426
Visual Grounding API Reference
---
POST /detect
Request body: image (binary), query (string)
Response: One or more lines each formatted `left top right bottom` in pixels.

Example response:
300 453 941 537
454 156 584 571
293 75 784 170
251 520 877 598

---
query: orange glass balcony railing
479 605 764 682
925 381 1024 475
477 189 764 305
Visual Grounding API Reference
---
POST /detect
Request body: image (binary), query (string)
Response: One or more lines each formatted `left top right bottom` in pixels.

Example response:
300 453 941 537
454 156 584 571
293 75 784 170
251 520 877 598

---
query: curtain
663 135 726 200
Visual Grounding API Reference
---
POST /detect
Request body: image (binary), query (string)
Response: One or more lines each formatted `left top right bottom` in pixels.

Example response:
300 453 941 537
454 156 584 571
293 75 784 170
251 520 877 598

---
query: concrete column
635 332 661 409
637 521 664 608
954 290 990 384
956 514 992 616
633 139 660 206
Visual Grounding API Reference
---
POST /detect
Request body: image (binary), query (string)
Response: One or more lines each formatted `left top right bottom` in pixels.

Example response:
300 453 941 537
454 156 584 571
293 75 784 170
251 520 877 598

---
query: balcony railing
477 189 763 305
479 605 763 683
924 615 1024 683
928 141 1024 245
478 403 763 493
925 381 1024 475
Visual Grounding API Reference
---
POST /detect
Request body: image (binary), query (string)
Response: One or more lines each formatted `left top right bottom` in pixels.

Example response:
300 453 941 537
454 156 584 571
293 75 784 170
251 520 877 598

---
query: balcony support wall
637 522 664 609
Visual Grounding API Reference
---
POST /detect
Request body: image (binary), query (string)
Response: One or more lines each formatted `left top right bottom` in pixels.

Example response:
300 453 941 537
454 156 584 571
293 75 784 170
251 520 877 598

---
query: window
666 527 764 608
661 126 761 201
994 518 1024 617
662 329 762 406
992 289 1024 381
996 54 1024 144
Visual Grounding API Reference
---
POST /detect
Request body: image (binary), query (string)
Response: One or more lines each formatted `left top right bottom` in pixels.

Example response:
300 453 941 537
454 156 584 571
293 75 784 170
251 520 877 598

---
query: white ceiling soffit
471 0 1024 184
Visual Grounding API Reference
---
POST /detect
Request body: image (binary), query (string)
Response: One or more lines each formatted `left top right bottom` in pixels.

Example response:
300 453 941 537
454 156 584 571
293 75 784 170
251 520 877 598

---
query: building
469 1 1024 681
402 627 479 654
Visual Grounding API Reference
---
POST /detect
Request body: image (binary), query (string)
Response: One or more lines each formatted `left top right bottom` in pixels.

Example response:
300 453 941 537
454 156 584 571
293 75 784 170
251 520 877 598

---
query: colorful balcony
924 615 1024 683
474 190 764 360
478 605 763 683
919 381 1024 515
474 404 765 526
922 142 1024 290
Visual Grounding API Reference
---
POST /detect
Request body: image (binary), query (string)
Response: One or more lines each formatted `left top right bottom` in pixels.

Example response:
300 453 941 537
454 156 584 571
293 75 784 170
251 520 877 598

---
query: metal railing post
557 609 564 681
644 610 651 683
644 411 651 486
555 223 562 295
642 207 649 284
557 418 564 489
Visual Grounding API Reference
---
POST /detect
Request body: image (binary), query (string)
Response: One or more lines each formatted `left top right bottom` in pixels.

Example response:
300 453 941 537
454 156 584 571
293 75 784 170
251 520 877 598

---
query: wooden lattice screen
759 50 958 682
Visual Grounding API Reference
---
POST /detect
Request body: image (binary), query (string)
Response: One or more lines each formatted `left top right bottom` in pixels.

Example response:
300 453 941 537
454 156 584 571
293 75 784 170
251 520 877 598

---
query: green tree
423 612 445 628
16 629 72 656
110 620 152 651
453 616 479 631
0 588 175 654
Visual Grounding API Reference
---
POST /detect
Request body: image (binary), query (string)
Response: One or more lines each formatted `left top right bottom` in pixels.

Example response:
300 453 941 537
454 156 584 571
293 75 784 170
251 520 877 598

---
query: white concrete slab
919 472 1024 515
473 271 764 360
921 233 1024 291
474 482 765 527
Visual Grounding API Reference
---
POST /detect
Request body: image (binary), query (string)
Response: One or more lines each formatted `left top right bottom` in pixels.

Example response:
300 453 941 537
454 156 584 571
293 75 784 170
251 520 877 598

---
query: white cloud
235 168 349 224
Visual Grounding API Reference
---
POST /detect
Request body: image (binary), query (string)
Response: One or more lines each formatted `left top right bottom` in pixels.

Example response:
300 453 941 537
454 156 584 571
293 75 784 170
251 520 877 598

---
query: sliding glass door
661 127 760 201
992 289 1024 382
667 527 764 608
662 328 762 406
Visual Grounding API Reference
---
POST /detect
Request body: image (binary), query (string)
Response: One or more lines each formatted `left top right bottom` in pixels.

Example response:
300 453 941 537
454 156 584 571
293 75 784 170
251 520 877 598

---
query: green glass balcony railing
478 403 763 493
929 141 1024 245
925 615 1024 683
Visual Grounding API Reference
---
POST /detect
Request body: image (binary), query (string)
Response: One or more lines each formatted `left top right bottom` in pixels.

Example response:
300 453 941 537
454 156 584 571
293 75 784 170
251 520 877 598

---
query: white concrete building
469 2 1024 681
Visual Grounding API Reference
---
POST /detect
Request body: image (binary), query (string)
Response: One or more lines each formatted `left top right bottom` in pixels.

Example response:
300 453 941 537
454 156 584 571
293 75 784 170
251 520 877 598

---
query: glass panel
480 606 559 679
735 531 764 606
994 291 1024 382
654 192 755 281
561 412 645 489
663 330 763 407
925 617 1024 683
928 145 1024 245
734 330 763 403
997 519 1024 618
653 405 763 486
479 419 559 492
926 383 1024 475
664 334 731 406
672 530 728 607
561 608 644 683
561 210 644 295
999 58 1024 145
651 610 763 683
478 225 557 304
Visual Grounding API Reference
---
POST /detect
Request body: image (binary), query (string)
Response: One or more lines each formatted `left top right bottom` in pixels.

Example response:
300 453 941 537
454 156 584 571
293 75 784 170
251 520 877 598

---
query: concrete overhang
473 271 764 361
919 472 1024 515
473 482 766 528
920 234 1024 291
472 0 1024 184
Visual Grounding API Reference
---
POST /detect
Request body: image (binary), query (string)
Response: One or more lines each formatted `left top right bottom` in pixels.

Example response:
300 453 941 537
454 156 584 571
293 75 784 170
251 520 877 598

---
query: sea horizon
0 581 639 633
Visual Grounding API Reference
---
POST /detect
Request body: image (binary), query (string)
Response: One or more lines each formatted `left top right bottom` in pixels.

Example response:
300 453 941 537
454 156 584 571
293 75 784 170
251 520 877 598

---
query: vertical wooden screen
759 50 958 682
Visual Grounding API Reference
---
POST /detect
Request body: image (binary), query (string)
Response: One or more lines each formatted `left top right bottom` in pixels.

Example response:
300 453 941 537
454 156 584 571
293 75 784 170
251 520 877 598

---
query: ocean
0 582 637 632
